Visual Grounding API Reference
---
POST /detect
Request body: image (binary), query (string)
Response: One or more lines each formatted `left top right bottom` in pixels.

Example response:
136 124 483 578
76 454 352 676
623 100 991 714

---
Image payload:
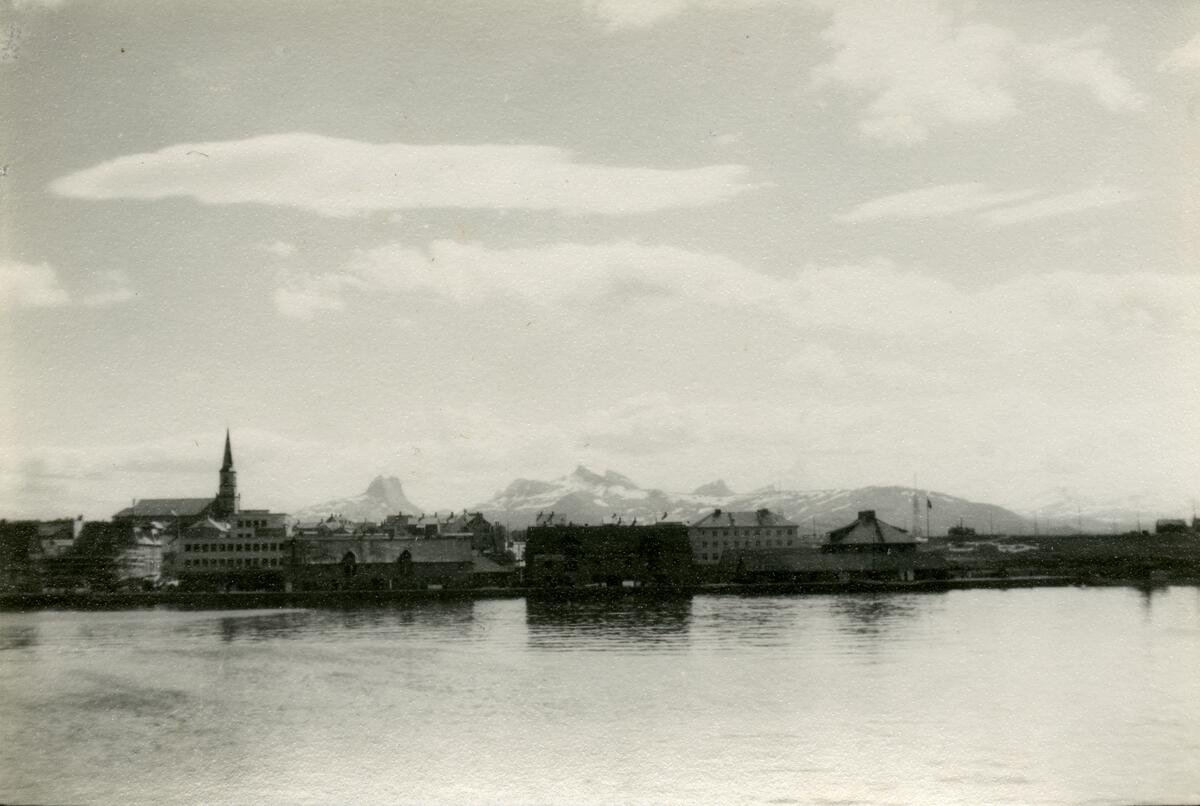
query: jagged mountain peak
365 475 409 506
293 475 420 524
569 466 638 489
473 470 1038 533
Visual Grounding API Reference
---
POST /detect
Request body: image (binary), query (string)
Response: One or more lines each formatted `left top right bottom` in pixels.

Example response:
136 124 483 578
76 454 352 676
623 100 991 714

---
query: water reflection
175 602 478 642
526 595 692 650
827 593 924 637
0 624 38 651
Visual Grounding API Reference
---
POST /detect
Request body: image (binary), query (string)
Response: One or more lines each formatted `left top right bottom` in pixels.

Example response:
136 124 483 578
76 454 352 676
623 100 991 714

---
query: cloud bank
50 133 756 217
0 261 135 310
839 183 1137 225
811 3 1145 145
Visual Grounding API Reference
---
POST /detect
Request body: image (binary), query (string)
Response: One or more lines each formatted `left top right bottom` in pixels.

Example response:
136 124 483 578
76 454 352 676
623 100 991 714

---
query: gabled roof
691 508 797 528
186 517 231 534
114 498 214 519
827 510 914 545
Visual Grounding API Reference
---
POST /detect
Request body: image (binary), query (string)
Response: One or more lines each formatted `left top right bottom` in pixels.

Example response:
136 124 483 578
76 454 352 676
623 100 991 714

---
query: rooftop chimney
858 510 876 521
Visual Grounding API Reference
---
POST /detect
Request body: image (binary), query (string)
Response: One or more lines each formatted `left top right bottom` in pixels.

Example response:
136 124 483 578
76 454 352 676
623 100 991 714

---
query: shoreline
2 575 1195 611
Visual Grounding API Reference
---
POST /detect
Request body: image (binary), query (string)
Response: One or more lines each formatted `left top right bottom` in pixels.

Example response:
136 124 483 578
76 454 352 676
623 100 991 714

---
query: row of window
699 539 794 549
184 557 281 568
184 542 284 553
236 519 272 529
695 528 796 538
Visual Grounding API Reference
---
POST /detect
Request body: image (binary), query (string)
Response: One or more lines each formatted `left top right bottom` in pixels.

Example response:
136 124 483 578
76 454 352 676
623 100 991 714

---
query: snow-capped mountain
472 466 1033 534
291 475 421 524
1024 487 1195 533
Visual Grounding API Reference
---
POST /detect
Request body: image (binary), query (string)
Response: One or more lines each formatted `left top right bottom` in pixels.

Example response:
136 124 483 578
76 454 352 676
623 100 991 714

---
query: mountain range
293 467 1184 535
472 466 1035 534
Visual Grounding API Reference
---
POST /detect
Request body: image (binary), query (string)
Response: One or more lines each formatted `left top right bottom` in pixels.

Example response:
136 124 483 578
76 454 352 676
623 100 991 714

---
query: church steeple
222 428 234 471
215 429 239 517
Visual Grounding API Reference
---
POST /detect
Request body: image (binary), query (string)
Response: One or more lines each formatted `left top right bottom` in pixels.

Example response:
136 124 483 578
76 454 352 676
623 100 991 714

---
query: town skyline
3 1 1199 520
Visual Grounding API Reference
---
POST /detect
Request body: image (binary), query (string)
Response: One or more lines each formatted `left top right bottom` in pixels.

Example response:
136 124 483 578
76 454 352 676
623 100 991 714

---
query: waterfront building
525 522 693 587
717 510 947 583
36 517 83 558
176 511 290 587
111 431 289 589
117 533 163 583
286 531 479 590
689 508 800 566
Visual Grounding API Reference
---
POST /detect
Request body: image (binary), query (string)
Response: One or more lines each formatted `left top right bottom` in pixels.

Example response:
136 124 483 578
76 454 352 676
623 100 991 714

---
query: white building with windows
688 508 800 565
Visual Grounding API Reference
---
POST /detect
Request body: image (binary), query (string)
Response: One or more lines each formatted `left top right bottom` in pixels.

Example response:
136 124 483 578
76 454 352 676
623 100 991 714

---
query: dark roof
114 498 214 519
827 510 914 545
471 554 514 575
691 509 797 528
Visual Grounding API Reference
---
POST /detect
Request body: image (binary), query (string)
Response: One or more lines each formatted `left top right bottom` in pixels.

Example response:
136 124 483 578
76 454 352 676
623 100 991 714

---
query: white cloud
0 260 70 308
836 182 1038 222
840 183 1136 226
1023 29 1146 111
50 133 756 217
580 393 705 454
583 0 780 31
979 186 1135 226
80 270 136 307
262 240 297 258
811 2 1017 145
1 260 138 310
11 0 69 10
274 274 349 320
275 239 780 318
1159 32 1200 73
811 3 1144 145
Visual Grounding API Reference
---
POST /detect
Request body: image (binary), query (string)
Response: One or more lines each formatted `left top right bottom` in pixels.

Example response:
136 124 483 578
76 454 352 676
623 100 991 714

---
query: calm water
1 587 1198 805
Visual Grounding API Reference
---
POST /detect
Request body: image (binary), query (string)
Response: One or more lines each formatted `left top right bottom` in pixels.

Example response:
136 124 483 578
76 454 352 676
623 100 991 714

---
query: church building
113 431 289 587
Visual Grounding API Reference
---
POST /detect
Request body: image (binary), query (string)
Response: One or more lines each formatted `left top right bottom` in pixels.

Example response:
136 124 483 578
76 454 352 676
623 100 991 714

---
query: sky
1 0 1198 519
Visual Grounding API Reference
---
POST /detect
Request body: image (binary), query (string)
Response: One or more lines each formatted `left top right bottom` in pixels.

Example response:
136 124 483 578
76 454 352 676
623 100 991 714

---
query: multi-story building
177 511 290 581
120 431 291 589
688 508 800 566
525 522 693 587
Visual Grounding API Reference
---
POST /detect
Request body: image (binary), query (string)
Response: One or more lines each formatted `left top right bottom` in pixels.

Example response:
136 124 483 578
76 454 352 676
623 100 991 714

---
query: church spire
222 428 234 471
216 429 238 517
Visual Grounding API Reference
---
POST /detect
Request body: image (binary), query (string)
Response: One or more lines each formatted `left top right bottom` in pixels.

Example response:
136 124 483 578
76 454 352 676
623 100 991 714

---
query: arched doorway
396 548 413 580
341 551 357 577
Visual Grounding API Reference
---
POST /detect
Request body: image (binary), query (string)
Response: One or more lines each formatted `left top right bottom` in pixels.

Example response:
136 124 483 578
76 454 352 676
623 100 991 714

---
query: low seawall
4 574 1195 611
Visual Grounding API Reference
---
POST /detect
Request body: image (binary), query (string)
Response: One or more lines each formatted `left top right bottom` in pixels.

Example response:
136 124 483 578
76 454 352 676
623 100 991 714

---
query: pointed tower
215 429 239 517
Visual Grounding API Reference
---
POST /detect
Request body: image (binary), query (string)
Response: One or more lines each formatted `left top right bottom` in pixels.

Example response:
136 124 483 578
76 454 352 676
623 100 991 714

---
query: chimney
858 510 876 521
713 508 722 517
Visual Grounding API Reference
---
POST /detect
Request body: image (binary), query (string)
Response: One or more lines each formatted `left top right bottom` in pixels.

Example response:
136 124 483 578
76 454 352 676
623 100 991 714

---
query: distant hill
291 475 420 524
1024 488 1193 534
471 466 1034 535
